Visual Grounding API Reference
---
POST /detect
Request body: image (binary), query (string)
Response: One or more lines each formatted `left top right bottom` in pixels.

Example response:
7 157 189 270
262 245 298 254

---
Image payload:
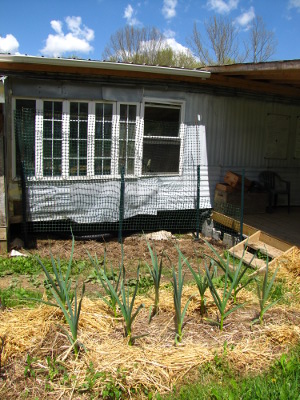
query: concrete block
223 233 239 248
202 219 214 238
212 228 221 241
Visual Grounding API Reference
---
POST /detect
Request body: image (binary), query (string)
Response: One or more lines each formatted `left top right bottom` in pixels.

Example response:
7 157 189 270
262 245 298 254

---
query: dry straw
0 276 299 399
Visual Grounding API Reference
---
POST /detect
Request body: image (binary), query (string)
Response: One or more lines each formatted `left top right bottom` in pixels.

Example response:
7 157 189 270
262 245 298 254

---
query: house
0 55 300 252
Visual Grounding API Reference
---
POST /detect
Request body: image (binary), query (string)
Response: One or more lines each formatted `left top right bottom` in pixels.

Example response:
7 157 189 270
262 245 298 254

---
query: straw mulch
0 249 299 399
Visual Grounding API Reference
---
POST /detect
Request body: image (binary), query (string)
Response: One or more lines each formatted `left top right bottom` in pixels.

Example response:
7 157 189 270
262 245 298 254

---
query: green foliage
204 255 245 331
144 240 163 319
159 346 300 400
88 250 122 318
0 287 42 308
101 265 145 345
171 254 193 344
33 237 85 356
206 240 254 303
176 246 213 316
255 259 279 325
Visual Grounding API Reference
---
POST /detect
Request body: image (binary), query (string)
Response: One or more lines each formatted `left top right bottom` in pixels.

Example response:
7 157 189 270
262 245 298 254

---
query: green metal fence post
240 169 245 242
118 166 125 244
196 165 201 239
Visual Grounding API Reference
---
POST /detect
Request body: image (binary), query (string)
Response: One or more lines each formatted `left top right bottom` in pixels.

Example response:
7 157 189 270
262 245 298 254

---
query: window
142 102 182 174
95 103 113 175
14 97 183 180
119 104 137 175
15 99 36 176
69 102 88 176
43 101 63 177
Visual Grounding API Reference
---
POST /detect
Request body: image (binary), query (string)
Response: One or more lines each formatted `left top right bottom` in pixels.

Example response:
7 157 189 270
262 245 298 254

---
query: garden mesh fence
15 108 214 240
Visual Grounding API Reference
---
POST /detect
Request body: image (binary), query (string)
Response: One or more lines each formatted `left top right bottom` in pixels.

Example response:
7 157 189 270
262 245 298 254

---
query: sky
0 0 299 62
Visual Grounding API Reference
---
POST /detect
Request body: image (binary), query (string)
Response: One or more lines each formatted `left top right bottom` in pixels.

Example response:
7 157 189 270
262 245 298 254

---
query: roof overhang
0 54 211 81
200 59 300 99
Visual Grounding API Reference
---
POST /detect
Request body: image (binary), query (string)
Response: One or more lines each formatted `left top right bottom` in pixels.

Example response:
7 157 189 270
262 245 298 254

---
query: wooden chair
259 171 290 213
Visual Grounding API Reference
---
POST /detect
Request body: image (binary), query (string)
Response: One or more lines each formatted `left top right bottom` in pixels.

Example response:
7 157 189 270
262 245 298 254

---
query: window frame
141 97 185 177
12 97 184 180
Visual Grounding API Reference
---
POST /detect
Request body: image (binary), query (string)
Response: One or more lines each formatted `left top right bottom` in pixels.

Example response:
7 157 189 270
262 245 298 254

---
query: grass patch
0 287 42 308
159 345 300 400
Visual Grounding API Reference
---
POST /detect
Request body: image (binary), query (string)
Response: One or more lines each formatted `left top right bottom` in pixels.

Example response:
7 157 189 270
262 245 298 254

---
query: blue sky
0 0 299 61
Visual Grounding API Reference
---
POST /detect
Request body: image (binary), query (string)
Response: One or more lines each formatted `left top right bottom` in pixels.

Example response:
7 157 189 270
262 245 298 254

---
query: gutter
0 54 211 80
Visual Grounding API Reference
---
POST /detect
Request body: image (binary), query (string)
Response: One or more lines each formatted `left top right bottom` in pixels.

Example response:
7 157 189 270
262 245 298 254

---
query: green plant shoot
144 239 163 320
171 254 193 344
88 249 122 317
101 265 145 345
256 258 280 324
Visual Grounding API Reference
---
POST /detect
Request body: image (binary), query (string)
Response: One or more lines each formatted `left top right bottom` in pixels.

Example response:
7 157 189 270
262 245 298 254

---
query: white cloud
41 16 94 57
162 0 177 20
235 6 255 29
163 38 191 54
164 29 176 39
124 4 141 25
207 0 239 14
0 34 19 54
288 0 300 11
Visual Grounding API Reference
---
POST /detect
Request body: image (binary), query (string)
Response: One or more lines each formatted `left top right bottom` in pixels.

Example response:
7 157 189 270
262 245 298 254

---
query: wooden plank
0 227 6 240
229 249 267 269
248 241 283 259
211 211 257 237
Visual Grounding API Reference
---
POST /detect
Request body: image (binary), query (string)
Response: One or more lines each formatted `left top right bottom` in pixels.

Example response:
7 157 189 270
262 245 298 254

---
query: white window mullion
62 101 69 178
135 103 144 176
111 103 119 177
178 102 185 176
35 99 43 178
87 102 95 177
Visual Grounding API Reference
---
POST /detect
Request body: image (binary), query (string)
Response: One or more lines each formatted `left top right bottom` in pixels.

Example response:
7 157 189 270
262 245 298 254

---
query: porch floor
243 206 300 248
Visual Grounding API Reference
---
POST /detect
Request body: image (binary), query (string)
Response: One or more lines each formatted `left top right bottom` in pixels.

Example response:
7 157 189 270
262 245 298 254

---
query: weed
24 354 37 378
0 287 42 308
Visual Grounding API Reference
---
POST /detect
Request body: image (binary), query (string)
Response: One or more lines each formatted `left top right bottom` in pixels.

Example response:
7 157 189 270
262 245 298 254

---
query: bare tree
102 25 165 64
103 25 198 68
248 16 277 63
188 16 243 66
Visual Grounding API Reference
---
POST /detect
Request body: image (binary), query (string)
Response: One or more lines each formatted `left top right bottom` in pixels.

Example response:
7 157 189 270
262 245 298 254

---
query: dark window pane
144 105 180 137
43 120 52 138
96 103 104 120
142 139 180 174
54 102 62 118
43 140 52 158
104 122 112 139
95 121 103 139
120 104 127 120
128 124 136 140
79 159 87 176
127 158 134 174
53 159 62 176
79 141 87 157
69 140 78 157
70 121 78 138
103 159 111 175
104 104 112 120
70 102 78 117
43 159 52 176
103 141 111 157
53 140 62 158
119 140 126 158
54 121 62 139
127 141 135 157
79 103 88 120
94 159 102 175
128 105 136 121
119 124 126 140
95 140 102 157
79 121 87 139
43 101 53 119
69 159 78 176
